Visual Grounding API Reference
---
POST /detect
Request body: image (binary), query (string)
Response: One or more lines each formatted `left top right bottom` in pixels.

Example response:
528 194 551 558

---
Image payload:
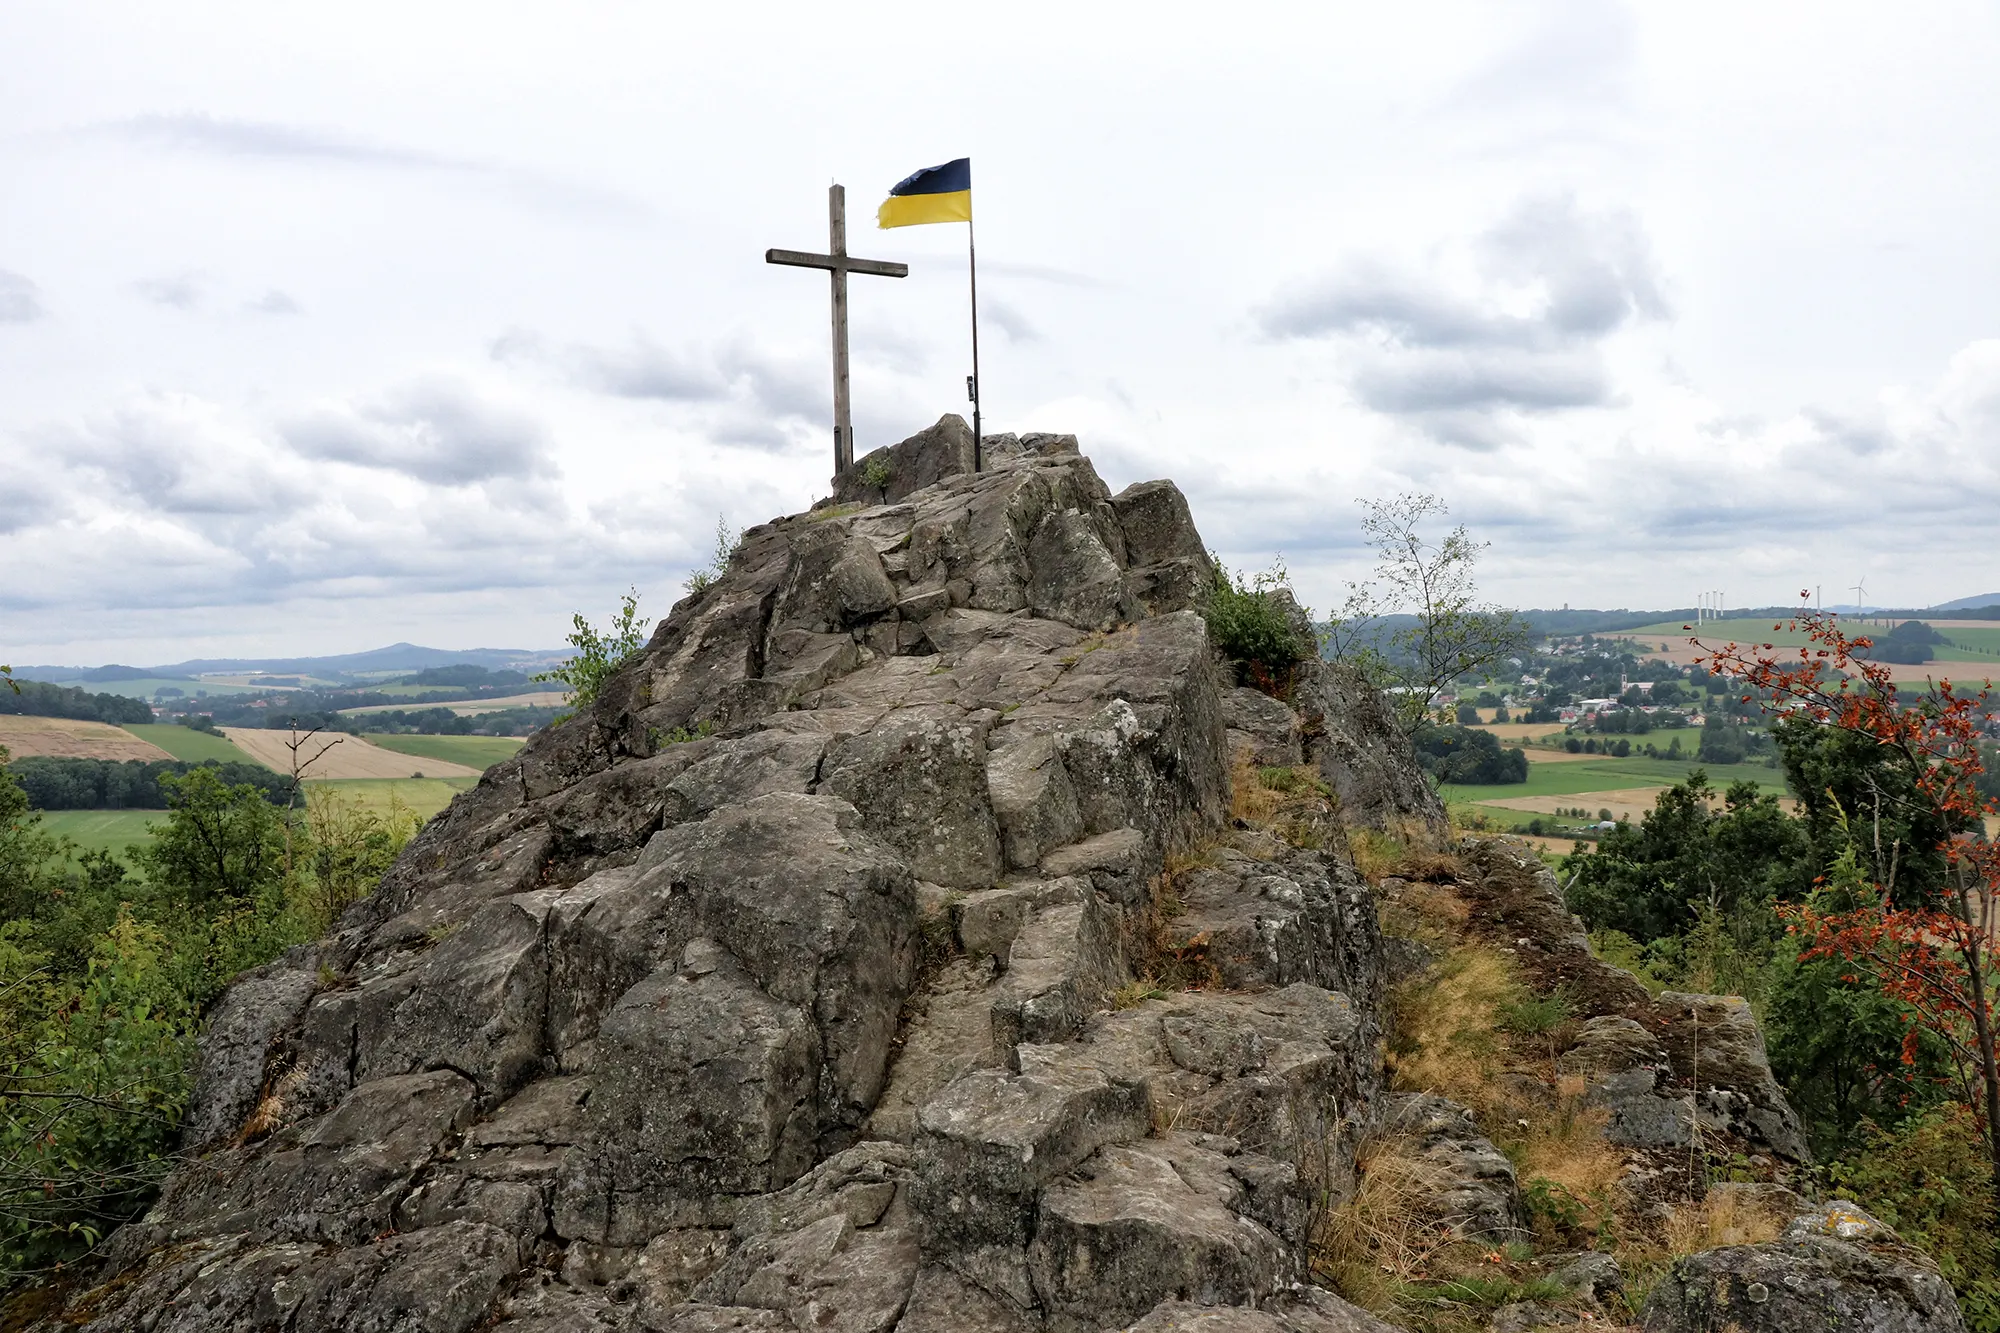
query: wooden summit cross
766 184 908 475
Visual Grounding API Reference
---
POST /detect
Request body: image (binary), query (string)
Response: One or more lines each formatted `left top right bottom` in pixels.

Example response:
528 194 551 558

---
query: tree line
0 681 151 725
7 757 289 810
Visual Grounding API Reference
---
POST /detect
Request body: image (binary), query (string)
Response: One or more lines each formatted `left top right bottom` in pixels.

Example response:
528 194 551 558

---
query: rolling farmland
366 734 523 771
218 727 482 779
122 723 264 765
1603 617 2000 684
0 716 173 761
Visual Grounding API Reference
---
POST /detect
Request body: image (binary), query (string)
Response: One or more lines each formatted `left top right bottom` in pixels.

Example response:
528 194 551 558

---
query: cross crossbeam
766 185 908 475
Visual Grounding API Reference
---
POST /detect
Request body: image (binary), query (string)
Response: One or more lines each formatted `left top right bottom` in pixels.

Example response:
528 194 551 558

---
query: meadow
40 808 166 857
366 734 523 770
310 776 477 820
1443 752 1784 803
1616 616 2000 662
1442 749 1789 835
120 723 265 765
33 775 478 862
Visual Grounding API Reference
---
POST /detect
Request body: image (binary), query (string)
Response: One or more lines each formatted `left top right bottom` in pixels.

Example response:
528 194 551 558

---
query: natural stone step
912 1049 1152 1307
989 895 1126 1060
1382 1093 1527 1243
1027 1133 1300 1332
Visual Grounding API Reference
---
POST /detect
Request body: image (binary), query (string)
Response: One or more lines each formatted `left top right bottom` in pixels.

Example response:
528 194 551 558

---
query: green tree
0 911 196 1273
1320 493 1530 733
133 768 285 916
536 587 652 717
1563 772 1805 946
0 746 65 929
1774 712 1958 910
683 516 741 596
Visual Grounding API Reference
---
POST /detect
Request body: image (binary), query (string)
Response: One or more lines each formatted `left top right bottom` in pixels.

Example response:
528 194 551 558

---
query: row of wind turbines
1693 579 1881 624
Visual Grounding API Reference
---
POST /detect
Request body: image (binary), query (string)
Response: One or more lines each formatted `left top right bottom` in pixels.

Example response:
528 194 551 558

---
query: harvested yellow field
1477 723 1567 744
218 728 481 779
0 715 173 761
1478 786 1670 821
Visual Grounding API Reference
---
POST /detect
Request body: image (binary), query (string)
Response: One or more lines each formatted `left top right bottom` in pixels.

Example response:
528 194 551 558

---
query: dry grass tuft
1314 1132 1460 1316
1348 828 1407 884
1226 757 1344 853
1390 944 1630 1249
236 1066 307 1144
1387 946 1515 1107
1122 848 1226 999
1376 878 1471 953
1349 826 1465 886
1662 1188 1786 1255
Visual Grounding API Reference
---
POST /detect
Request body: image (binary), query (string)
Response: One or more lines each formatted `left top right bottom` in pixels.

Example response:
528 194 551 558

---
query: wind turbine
1851 578 1867 616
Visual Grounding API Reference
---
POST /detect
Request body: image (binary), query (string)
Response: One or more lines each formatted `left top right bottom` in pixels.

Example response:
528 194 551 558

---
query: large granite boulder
1292 663 1446 834
1641 1201 1967 1333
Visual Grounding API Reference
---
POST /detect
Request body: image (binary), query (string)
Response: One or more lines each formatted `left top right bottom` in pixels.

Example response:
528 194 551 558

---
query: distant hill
1930 593 2000 613
155 642 563 676
15 642 566 682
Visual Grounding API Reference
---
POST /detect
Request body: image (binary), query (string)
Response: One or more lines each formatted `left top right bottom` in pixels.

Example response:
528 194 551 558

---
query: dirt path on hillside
219 728 481 779
0 716 173 761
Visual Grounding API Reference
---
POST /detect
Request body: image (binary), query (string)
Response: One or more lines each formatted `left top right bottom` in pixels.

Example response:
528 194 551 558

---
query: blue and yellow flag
877 158 971 228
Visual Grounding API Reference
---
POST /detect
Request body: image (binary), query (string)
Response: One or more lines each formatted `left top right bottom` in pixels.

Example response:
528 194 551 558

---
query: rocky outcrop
1456 839 1809 1166
1381 1095 1525 1243
38 422 1410 1333
25 419 1958 1331
1641 1201 1968 1333
1292 665 1445 834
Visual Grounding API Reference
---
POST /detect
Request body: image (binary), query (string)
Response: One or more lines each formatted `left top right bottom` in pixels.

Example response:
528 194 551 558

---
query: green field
308 777 478 820
1538 726 1704 753
32 776 478 863
365 734 522 770
40 809 164 857
122 723 272 767
1442 754 1787 807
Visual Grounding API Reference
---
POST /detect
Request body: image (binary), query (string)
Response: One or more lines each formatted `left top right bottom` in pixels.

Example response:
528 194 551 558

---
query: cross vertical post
766 188 909 481
828 185 852 473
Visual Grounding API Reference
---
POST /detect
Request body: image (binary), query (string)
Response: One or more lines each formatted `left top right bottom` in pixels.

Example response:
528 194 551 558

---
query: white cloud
0 270 46 323
2 1 1998 658
1258 195 1668 444
281 376 557 486
133 271 207 310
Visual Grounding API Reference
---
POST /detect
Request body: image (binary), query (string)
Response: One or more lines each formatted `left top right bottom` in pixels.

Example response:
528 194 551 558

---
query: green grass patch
364 734 523 771
305 777 476 820
1552 725 1705 753
121 723 273 767
1441 754 1784 805
39 809 163 858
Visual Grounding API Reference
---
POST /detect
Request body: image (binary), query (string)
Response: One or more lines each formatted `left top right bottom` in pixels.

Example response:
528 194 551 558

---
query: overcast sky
4 2 1998 665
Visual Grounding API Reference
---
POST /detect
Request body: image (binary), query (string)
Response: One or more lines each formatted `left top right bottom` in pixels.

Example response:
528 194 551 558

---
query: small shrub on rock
1203 556 1312 690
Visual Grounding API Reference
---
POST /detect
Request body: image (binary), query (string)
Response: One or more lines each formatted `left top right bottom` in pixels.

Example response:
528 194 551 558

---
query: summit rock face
43 420 1387 1333
25 417 1945 1332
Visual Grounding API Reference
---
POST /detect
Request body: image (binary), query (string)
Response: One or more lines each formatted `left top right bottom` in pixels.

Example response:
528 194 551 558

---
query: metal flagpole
967 213 982 471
